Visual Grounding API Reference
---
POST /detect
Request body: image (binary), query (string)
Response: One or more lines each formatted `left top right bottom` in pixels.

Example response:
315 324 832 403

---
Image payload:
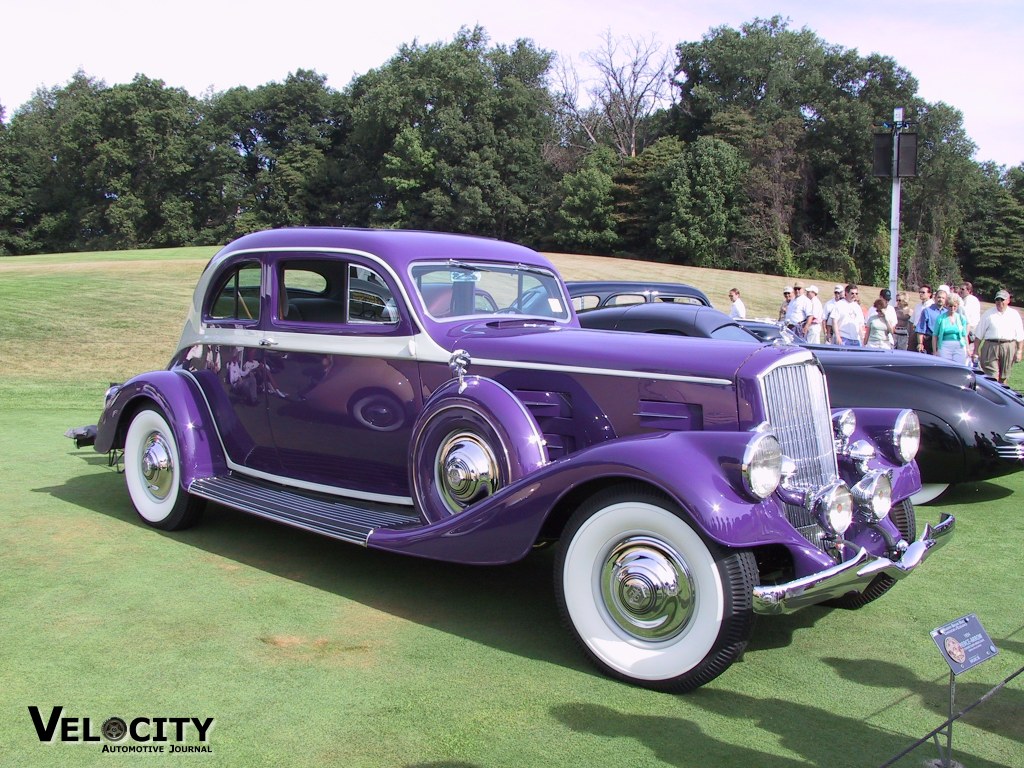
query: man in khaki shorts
975 289 1024 383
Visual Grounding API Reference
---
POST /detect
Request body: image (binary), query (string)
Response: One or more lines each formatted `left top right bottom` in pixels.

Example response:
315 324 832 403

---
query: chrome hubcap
140 432 174 501
436 431 499 513
600 537 695 641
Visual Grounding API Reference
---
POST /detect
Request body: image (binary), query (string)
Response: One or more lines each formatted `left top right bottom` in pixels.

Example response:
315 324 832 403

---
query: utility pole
873 108 918 296
888 107 904 300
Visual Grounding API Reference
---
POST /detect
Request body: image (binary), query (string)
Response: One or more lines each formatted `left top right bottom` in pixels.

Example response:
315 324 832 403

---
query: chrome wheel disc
600 536 695 641
140 432 174 501
436 431 500 513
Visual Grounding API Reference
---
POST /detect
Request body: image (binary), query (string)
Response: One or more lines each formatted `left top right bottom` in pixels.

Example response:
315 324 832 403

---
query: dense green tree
344 27 558 240
611 136 686 257
0 105 25 254
206 70 349 233
552 147 619 253
900 102 981 288
653 136 745 267
669 17 928 281
0 20 1019 298
958 164 1024 298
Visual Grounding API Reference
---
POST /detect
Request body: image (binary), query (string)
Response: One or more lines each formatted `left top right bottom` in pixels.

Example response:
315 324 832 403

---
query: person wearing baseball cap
778 287 793 322
784 281 812 338
803 286 824 343
975 289 1024 383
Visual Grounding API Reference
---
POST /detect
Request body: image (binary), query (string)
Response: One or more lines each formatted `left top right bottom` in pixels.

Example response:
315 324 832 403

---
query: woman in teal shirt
932 290 968 364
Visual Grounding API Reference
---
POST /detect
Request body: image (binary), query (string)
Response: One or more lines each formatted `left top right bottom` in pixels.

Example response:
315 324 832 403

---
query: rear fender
95 371 227 486
409 375 549 523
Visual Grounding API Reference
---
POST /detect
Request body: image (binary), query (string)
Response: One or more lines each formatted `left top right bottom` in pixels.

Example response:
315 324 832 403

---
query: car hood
443 320 790 382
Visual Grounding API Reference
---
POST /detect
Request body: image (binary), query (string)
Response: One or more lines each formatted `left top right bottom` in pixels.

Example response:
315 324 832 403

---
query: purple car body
81 228 953 691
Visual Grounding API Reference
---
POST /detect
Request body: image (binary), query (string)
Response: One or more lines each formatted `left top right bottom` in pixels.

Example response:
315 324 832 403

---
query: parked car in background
573 297 1024 503
566 281 711 312
69 229 952 692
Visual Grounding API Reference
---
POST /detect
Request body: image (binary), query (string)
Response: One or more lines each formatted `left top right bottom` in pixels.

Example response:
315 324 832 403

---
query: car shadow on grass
935 480 1015 505
40 464 587 676
552 702 807 768
823 656 1024 746
684 688 1015 768
37 458 900 688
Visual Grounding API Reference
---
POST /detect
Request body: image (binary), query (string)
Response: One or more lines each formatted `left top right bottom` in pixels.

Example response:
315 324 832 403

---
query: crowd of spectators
764 279 1024 383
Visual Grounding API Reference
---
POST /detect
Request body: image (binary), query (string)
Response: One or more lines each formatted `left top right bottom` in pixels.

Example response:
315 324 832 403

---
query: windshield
709 324 762 343
410 261 571 322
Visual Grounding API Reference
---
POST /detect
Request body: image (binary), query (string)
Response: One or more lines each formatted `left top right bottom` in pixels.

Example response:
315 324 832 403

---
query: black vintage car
567 281 712 312
573 297 1024 503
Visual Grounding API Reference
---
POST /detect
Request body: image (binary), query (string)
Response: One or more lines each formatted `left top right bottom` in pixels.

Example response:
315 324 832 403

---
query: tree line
1 19 1022 297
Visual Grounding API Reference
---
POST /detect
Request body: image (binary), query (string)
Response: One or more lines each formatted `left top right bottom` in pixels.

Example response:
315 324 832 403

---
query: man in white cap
975 289 1024 383
778 287 793 322
822 285 844 344
803 285 824 343
784 280 812 338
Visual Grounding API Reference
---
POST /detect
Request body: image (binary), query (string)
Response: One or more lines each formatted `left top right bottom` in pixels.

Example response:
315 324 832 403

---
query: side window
607 293 646 307
280 264 339 323
277 260 398 326
572 295 600 313
208 262 261 321
655 296 705 306
349 265 398 324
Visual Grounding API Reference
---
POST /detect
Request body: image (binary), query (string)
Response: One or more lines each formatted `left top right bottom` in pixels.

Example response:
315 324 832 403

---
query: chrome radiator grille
760 359 838 552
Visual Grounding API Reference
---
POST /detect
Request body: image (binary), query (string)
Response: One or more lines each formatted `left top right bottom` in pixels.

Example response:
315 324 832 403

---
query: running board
189 474 422 545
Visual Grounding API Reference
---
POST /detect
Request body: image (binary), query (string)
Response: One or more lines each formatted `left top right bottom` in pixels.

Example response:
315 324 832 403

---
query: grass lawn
1 247 1022 767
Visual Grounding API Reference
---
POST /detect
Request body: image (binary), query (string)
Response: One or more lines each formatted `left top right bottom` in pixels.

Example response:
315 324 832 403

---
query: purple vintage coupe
72 228 954 692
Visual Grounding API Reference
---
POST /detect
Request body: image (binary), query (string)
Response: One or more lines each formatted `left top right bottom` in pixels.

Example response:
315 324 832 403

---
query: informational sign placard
931 613 998 675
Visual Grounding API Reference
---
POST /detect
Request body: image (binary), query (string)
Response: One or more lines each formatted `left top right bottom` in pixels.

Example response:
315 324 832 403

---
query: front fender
95 370 227 486
841 407 923 499
370 429 789 565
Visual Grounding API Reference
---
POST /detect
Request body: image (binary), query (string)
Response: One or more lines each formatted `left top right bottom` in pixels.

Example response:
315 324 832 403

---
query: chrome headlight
742 433 783 499
851 471 893 520
815 482 854 536
893 409 920 463
833 409 856 440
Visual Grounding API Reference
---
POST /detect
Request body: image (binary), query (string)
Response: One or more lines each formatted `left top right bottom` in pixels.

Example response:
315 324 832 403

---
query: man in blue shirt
916 284 947 354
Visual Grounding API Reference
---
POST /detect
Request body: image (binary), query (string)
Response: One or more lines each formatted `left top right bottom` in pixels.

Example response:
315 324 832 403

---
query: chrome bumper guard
752 513 955 615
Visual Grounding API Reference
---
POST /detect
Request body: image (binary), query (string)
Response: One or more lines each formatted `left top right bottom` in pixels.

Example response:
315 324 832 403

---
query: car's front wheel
123 405 204 530
555 484 757 692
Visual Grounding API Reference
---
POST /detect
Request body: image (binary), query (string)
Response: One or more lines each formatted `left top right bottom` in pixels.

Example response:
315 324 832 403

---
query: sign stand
927 614 999 768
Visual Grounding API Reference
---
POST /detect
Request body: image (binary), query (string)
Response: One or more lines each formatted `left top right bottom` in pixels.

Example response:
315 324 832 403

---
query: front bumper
752 513 955 615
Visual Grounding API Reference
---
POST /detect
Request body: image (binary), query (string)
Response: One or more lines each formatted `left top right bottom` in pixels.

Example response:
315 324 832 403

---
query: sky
3 0 1022 167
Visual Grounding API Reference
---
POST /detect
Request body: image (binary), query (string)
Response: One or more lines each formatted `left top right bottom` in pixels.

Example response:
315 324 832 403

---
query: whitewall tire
123 406 204 530
555 484 756 692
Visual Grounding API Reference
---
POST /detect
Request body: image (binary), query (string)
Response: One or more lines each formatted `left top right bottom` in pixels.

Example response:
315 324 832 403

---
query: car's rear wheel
409 377 547 523
555 484 757 692
123 406 204 530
